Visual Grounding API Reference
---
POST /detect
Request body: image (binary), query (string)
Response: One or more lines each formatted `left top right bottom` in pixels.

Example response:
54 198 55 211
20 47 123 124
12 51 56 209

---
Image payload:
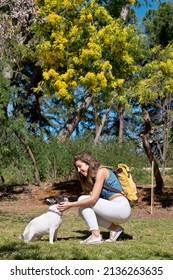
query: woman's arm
57 168 108 212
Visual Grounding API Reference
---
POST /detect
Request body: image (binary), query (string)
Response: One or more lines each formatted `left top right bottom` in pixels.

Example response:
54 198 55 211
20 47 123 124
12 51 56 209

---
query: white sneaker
106 226 123 242
80 235 103 245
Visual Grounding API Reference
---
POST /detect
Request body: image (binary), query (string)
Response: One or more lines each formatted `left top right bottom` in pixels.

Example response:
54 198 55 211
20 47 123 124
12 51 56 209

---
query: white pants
78 195 131 231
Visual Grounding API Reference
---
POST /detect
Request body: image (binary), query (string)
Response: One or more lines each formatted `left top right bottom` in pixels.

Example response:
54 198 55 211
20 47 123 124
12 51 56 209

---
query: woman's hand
57 201 72 212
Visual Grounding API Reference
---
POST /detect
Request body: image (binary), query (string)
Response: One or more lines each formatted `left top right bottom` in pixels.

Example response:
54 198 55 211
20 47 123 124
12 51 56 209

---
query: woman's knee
78 195 89 217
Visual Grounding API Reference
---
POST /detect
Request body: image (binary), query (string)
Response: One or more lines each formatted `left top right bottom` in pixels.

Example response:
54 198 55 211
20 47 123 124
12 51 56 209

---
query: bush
1 132 173 185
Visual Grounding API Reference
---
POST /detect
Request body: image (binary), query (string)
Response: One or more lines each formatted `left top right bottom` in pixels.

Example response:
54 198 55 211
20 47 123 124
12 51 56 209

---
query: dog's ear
44 198 51 205
58 195 68 203
45 198 57 205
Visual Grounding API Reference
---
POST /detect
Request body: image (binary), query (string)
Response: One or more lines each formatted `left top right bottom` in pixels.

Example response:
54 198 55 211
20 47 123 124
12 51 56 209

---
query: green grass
0 209 172 260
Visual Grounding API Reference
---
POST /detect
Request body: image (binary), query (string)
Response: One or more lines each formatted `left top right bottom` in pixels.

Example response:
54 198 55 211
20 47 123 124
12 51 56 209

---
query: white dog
21 196 68 244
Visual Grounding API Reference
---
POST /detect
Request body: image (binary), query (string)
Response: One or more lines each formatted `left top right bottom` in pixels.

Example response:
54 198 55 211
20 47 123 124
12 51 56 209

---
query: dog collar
48 209 62 216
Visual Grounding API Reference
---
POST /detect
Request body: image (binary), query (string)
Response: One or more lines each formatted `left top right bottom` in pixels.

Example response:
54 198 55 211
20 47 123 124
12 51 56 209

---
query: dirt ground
0 180 173 219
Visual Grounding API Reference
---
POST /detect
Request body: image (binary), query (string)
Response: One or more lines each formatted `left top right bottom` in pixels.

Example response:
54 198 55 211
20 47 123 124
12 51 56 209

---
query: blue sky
134 0 173 20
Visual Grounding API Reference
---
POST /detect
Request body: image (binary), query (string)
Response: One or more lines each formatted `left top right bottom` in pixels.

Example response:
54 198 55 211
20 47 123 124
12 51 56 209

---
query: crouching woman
57 152 131 244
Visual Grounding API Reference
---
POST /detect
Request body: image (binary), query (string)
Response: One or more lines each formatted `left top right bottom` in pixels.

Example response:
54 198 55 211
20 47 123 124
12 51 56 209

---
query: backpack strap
103 185 122 193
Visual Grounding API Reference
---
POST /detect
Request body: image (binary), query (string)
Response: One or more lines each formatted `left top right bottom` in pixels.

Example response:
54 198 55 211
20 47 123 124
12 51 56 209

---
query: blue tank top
100 168 123 200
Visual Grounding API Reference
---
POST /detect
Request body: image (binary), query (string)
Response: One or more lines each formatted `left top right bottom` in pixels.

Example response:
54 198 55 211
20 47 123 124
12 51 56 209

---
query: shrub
1 132 173 185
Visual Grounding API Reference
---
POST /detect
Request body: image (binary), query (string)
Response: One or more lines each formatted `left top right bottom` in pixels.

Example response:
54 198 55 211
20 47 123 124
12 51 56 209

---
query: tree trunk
14 131 42 187
93 100 99 136
94 107 111 145
141 108 163 194
57 95 92 140
162 113 167 181
121 6 129 21
118 106 124 144
161 95 171 181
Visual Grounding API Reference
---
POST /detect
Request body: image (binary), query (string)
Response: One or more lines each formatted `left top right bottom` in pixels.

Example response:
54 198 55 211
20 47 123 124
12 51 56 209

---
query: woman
57 152 131 244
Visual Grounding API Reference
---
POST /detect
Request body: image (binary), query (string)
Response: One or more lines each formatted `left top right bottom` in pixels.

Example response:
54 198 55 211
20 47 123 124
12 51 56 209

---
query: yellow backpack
99 164 138 203
116 164 138 203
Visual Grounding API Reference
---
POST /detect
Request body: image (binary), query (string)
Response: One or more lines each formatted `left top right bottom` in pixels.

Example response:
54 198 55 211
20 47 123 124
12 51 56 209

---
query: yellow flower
85 72 96 83
47 13 62 25
101 61 112 71
43 69 58 81
63 0 72 8
116 79 125 86
73 57 79 64
70 81 77 87
69 26 79 37
97 72 107 88
43 71 50 81
87 13 93 20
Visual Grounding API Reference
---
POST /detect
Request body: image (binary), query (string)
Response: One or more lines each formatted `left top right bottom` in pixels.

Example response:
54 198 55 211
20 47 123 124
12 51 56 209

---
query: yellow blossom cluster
43 69 58 81
80 42 102 64
42 67 76 99
133 44 173 104
47 13 62 25
35 0 138 101
80 71 107 92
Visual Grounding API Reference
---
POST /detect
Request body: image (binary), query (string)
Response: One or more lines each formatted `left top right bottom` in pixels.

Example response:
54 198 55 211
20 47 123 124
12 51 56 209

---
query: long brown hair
74 152 101 193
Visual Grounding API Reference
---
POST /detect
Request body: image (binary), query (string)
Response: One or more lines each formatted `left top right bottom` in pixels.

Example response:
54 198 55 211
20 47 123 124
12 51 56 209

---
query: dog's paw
20 235 24 241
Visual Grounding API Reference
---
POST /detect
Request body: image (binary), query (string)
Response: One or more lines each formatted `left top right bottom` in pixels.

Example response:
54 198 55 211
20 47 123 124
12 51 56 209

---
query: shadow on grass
68 230 133 241
0 241 42 260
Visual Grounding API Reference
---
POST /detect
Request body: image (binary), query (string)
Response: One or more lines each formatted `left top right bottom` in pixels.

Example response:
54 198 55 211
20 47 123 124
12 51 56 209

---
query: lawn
0 208 172 260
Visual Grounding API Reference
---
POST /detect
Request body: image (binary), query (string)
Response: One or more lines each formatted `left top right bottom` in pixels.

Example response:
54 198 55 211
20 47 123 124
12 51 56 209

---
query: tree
0 0 38 69
132 43 173 192
34 0 140 140
143 2 173 48
97 0 135 19
0 0 45 185
0 0 63 137
141 107 164 194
